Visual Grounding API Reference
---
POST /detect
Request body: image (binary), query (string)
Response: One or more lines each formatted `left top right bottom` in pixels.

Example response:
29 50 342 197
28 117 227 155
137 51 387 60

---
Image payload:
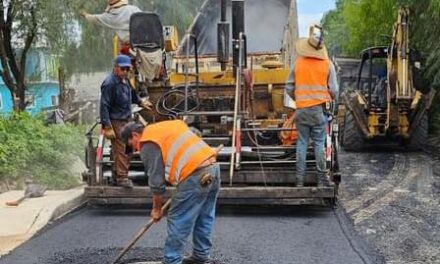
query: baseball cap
114 54 132 68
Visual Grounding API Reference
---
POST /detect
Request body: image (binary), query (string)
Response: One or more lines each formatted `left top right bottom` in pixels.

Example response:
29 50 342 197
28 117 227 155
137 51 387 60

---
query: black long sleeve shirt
100 73 140 127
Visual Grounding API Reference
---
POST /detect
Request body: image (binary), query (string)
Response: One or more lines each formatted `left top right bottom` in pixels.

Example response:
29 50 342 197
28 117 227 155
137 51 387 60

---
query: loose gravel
340 150 440 264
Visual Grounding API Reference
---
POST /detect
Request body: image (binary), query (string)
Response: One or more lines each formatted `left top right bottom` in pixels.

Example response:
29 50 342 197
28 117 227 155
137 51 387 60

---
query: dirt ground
339 149 440 264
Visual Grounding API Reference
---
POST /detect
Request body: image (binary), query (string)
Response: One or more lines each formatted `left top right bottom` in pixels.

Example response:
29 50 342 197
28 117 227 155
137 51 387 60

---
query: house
0 49 60 115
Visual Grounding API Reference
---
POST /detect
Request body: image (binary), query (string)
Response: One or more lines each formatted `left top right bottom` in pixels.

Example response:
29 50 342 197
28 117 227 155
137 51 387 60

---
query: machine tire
407 113 428 150
338 116 345 147
342 111 364 151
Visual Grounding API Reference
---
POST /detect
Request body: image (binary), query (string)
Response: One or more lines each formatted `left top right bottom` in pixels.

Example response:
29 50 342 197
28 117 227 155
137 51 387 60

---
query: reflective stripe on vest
294 57 331 109
174 140 207 182
164 130 193 178
140 120 215 185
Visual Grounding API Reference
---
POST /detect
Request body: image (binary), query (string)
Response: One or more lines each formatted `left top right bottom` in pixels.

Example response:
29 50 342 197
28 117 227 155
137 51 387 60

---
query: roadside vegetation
322 0 440 136
0 0 204 192
0 113 84 190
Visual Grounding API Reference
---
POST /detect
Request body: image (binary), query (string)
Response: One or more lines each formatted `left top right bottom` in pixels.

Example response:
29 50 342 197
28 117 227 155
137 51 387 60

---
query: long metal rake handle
112 198 172 264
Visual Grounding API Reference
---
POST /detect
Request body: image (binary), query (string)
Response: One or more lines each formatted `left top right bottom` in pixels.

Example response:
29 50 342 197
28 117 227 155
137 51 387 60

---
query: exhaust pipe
217 0 230 71
232 0 246 74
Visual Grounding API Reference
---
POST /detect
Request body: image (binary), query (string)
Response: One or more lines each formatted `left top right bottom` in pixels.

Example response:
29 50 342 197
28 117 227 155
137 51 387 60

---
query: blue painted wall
24 83 60 116
0 85 13 115
0 49 60 115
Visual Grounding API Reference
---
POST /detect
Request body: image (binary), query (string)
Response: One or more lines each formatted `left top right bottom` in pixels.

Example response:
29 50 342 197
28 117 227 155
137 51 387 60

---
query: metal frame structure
83 0 340 206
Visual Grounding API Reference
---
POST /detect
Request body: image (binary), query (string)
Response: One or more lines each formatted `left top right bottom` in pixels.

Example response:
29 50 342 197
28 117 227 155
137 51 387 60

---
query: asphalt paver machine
83 0 341 206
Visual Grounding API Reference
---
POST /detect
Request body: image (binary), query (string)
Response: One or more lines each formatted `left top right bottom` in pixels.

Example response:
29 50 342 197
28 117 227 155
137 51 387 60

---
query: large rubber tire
342 111 364 151
338 115 345 146
407 113 428 150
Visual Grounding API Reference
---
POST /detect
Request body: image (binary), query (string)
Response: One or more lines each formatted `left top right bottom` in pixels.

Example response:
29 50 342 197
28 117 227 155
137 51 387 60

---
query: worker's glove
151 195 164 222
151 208 163 222
103 126 116 140
140 98 153 111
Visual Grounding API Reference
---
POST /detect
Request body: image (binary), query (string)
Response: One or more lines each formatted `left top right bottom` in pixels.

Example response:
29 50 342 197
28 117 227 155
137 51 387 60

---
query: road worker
120 120 220 264
80 0 141 54
285 25 339 187
100 54 152 188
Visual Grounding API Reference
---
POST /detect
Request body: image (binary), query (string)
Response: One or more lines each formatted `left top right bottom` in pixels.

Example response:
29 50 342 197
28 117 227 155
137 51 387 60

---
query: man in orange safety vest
121 120 220 264
285 25 339 187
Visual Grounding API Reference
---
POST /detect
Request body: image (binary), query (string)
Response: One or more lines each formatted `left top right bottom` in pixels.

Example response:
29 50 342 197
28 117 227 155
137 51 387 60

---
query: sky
297 0 336 37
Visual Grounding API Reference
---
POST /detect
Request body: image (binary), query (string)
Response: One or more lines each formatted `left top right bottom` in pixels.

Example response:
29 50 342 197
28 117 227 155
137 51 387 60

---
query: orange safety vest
294 57 332 109
139 120 216 185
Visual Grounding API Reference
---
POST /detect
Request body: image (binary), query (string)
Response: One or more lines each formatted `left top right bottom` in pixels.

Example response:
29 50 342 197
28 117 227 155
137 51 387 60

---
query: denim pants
295 105 327 180
164 164 221 264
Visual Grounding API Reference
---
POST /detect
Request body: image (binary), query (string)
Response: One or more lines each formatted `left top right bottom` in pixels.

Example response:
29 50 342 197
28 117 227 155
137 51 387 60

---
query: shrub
0 112 85 189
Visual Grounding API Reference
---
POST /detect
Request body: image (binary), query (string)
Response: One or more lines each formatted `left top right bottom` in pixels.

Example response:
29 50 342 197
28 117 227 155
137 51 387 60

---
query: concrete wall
69 71 108 102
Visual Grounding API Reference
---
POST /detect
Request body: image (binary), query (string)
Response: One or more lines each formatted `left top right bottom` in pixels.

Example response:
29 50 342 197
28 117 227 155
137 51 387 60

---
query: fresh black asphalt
0 205 376 264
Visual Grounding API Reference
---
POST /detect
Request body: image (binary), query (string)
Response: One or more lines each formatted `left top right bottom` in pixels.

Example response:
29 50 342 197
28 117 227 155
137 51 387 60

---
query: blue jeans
295 105 327 181
164 164 221 264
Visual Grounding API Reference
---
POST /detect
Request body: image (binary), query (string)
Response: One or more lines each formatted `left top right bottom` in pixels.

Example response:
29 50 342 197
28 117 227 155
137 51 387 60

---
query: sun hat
295 24 328 60
106 0 128 11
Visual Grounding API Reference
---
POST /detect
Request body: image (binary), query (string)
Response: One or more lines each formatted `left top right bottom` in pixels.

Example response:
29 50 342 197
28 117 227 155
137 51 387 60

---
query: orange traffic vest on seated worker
140 120 216 185
294 57 332 109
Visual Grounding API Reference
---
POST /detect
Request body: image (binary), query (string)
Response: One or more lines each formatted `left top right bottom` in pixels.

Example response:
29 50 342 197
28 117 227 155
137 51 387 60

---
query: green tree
321 0 348 56
65 0 204 74
322 0 397 57
323 0 440 85
0 0 77 111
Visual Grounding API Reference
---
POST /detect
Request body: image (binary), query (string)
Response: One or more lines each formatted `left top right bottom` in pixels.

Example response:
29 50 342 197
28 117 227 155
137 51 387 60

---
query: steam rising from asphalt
181 0 291 55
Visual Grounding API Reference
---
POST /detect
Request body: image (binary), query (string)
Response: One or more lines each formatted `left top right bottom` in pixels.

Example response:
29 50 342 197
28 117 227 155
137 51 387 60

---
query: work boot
182 256 213 264
116 178 133 188
296 176 304 187
317 174 330 187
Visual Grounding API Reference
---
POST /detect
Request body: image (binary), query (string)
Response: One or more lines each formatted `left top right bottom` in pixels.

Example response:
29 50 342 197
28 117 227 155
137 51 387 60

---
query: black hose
155 84 200 118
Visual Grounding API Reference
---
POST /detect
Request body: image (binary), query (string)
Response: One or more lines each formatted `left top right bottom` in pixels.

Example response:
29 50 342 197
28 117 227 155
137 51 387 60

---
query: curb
0 187 86 257
50 190 86 222
334 203 386 264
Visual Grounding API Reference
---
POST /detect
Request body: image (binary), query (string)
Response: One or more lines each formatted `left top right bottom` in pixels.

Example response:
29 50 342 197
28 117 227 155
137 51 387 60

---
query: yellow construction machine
83 0 341 205
340 8 435 150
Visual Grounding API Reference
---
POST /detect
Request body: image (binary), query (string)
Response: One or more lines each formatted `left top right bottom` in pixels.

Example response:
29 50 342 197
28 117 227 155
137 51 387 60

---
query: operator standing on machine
100 55 152 188
80 0 141 54
285 25 339 187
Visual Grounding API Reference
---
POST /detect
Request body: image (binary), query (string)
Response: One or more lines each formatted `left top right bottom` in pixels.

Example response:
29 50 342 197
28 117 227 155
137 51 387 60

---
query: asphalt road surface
0 205 377 264
339 150 440 263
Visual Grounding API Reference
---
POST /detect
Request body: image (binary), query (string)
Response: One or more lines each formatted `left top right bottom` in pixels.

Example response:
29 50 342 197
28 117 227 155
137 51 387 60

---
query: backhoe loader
340 8 435 150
